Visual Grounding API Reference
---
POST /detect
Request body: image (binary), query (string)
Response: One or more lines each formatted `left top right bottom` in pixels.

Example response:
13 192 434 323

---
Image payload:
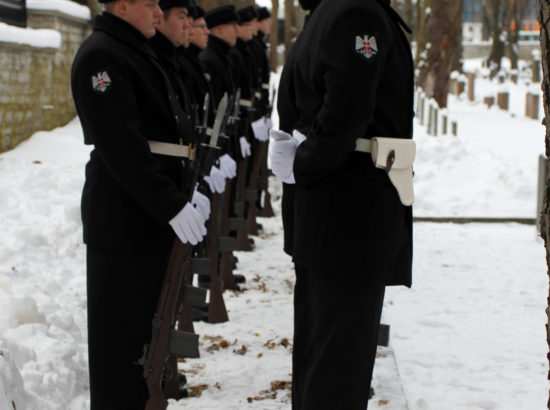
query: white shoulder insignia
92 71 112 93
355 35 378 60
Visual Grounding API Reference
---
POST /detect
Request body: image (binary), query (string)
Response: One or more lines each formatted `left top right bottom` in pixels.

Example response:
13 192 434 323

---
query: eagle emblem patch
92 71 112 93
355 35 378 60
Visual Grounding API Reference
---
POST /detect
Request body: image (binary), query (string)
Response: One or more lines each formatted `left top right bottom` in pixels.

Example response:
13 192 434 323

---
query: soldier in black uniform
199 5 238 110
70 0 207 407
272 0 414 409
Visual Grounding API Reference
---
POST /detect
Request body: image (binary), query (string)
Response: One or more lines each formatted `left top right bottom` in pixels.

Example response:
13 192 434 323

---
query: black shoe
368 387 375 399
234 274 246 284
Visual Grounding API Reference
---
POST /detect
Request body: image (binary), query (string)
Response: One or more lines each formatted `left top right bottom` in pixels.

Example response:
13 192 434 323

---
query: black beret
237 7 253 24
257 7 271 20
158 0 191 11
205 5 238 28
190 4 205 19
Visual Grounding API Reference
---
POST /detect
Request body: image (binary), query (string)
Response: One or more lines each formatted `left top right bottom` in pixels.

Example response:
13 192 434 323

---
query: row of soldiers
70 1 274 408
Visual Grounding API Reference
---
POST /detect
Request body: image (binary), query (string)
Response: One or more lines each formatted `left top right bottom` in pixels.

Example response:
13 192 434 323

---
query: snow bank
0 22 61 49
27 0 91 21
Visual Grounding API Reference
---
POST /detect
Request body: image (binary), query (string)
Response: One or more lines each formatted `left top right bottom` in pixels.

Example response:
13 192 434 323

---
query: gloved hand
252 118 269 141
269 129 303 184
204 165 226 193
169 202 207 245
219 154 237 179
239 136 251 158
191 187 210 221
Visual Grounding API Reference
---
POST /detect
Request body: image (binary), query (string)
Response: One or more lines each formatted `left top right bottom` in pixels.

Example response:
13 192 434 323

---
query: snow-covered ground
0 58 548 409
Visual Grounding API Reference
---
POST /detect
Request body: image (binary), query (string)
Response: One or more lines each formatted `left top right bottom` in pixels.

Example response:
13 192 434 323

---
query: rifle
140 94 229 410
218 89 242 290
259 86 277 218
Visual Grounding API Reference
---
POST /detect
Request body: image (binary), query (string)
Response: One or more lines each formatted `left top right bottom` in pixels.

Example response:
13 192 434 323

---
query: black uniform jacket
180 44 211 125
280 0 414 286
199 35 236 109
71 13 188 252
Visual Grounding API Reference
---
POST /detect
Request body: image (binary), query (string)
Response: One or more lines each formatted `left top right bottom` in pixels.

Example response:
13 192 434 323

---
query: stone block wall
0 9 90 152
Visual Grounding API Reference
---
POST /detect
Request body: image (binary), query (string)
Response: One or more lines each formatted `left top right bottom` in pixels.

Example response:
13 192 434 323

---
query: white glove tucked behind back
269 129 302 184
219 154 237 179
169 202 207 245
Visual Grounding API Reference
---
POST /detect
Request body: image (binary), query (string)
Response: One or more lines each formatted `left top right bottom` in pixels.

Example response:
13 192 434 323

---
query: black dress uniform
277 0 414 409
199 6 238 109
71 12 189 410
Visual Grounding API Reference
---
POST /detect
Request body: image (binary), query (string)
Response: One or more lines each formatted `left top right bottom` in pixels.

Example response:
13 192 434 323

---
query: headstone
442 114 448 135
484 96 495 108
497 92 509 111
526 92 540 120
451 121 458 137
467 73 475 101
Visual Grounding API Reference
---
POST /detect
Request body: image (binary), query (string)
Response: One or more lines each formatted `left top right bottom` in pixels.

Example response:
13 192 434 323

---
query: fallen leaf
32 160 41 164
203 335 223 342
279 338 290 348
187 384 208 397
378 399 390 405
214 382 222 390
219 340 229 349
270 380 291 391
257 353 263 358
263 339 276 349
206 343 219 352
234 345 247 355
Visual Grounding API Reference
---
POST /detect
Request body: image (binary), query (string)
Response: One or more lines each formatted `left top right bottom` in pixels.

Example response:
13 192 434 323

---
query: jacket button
175 115 179 123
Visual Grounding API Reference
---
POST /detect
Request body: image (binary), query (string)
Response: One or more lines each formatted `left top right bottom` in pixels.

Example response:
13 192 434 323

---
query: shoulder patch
92 71 112 93
355 35 378 61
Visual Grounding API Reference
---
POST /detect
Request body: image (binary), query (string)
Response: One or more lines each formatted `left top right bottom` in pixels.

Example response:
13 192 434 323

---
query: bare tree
270 0 279 72
508 0 532 69
538 1 550 407
483 0 512 75
417 0 464 108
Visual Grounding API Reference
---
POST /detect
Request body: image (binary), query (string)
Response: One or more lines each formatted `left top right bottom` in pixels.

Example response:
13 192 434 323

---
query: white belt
148 140 196 160
262 83 269 90
240 99 253 108
355 137 373 153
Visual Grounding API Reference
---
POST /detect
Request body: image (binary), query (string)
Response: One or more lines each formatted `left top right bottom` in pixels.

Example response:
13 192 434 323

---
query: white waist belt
240 99 253 108
148 140 195 160
355 137 416 206
262 83 269 90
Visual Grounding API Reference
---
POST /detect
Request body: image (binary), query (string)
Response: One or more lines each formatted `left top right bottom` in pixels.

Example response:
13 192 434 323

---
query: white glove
169 202 207 245
204 165 226 193
191 187 211 221
269 129 300 184
219 154 237 179
239 136 251 158
252 118 269 141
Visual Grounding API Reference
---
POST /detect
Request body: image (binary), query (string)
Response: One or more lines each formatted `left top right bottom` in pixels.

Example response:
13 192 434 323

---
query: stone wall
0 9 90 152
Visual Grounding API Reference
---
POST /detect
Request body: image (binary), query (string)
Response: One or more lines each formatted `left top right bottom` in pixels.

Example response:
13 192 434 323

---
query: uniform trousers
292 264 385 410
86 246 169 410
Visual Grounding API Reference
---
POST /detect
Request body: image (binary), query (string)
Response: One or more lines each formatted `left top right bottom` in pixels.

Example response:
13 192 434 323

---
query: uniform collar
150 31 178 61
185 43 202 59
93 12 157 58
207 34 233 55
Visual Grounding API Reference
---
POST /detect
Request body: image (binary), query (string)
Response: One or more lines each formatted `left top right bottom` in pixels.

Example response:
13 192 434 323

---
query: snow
27 0 91 21
0 58 548 409
0 22 61 49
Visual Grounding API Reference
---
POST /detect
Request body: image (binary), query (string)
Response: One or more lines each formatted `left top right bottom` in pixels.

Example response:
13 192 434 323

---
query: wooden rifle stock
141 239 194 410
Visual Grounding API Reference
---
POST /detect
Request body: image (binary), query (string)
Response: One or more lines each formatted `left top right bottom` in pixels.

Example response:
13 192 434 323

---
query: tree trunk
284 0 294 59
270 0 279 72
538 1 550 408
417 0 464 108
